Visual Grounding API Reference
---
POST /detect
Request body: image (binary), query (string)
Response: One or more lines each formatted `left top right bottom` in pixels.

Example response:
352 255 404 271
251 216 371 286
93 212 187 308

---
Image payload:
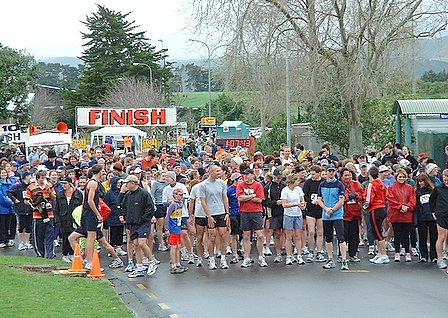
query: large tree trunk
346 98 364 156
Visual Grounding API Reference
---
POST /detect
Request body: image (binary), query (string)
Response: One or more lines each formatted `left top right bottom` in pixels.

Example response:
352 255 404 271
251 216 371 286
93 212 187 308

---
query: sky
0 0 204 61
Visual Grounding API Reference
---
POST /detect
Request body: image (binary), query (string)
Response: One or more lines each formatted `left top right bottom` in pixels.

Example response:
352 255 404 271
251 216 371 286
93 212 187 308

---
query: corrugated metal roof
220 121 244 127
394 99 448 115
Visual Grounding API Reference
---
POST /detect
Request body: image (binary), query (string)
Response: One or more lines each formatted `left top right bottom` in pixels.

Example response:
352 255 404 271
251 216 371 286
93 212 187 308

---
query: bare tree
100 77 170 108
190 0 448 155
30 88 64 129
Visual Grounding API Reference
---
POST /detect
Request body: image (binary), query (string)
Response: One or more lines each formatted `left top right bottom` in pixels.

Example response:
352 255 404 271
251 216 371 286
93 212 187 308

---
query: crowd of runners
1 139 448 276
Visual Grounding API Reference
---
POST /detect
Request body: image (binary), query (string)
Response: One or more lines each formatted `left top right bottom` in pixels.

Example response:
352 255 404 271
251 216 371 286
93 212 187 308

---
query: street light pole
158 39 166 68
132 62 153 88
188 38 211 118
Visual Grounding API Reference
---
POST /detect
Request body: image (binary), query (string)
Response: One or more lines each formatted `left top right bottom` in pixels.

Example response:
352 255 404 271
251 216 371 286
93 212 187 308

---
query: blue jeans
33 218 55 259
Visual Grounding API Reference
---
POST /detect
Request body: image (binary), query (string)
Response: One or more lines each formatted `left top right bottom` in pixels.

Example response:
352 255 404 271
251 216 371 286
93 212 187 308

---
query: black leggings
61 231 74 256
391 223 411 253
323 219 345 243
344 220 359 257
417 220 438 260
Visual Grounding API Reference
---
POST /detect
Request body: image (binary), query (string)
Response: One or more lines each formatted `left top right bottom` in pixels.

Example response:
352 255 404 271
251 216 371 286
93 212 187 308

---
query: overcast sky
0 0 203 61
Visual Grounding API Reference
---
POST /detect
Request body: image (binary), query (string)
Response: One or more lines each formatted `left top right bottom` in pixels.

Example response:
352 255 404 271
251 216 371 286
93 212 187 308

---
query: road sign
72 139 87 149
143 138 158 149
199 117 217 128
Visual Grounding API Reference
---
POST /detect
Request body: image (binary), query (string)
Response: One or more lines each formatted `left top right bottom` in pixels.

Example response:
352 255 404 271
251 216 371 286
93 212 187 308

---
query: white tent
90 126 147 152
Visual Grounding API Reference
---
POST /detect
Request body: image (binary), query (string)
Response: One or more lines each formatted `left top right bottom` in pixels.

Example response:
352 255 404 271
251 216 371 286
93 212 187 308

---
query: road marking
170 314 179 318
147 293 157 299
136 283 147 290
344 270 370 273
158 303 169 310
128 278 136 281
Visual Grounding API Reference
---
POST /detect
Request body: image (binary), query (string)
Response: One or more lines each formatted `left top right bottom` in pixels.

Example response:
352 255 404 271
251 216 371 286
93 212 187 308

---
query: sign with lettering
76 107 177 127
0 124 29 143
72 139 87 149
216 138 251 148
199 117 217 128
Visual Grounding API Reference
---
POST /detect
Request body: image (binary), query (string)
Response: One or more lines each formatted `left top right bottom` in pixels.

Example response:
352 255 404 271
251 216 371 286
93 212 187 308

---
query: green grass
0 256 133 318
173 91 221 108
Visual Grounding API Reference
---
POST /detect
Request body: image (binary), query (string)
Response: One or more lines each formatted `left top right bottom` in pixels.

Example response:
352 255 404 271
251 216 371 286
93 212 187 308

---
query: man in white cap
162 171 193 263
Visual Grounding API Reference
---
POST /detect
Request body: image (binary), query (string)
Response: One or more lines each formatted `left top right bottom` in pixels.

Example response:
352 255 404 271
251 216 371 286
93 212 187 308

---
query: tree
36 62 83 89
0 44 38 125
211 93 244 123
62 4 172 127
29 87 64 129
190 0 448 155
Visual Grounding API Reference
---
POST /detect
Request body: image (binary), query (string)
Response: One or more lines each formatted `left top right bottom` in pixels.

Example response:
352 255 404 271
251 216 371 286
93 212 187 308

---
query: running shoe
306 252 314 263
178 265 188 273
203 251 210 259
400 248 405 256
301 246 309 255
6 240 15 247
323 259 335 269
62 256 72 263
153 256 161 265
273 255 282 263
146 261 158 276
53 239 60 247
394 253 400 262
226 246 232 255
0 243 6 248
386 242 395 252
285 256 293 265
18 243 25 251
258 256 268 267
358 241 365 247
420 257 428 263
349 256 361 263
315 252 327 263
170 267 183 274
369 255 380 263
230 255 239 264
85 263 104 272
293 247 298 255
158 243 169 252
336 256 343 263
128 269 145 278
368 246 375 256
188 254 195 264
241 258 252 268
25 243 33 250
437 260 447 269
196 258 203 267
264 246 273 256
411 247 419 257
405 253 412 262
124 262 135 272
373 255 390 264
296 255 306 265
208 258 217 270
115 247 127 256
142 256 150 265
220 258 229 269
181 253 190 262
443 250 448 260
109 258 124 269
341 260 349 270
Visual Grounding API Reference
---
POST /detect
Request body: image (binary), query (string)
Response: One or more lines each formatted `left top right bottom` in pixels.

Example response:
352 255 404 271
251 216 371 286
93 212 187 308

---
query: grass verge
0 256 133 318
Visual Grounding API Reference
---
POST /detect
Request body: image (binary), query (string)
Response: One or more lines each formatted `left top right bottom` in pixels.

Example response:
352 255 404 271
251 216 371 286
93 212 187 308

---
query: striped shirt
25 182 56 219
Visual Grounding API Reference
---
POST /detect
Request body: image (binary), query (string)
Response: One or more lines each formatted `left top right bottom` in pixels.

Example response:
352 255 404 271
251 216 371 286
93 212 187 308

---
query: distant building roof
394 99 448 115
220 121 244 127
6 93 35 111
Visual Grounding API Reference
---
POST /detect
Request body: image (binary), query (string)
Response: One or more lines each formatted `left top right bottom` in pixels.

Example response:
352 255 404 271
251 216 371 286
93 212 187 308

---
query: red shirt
387 182 416 223
363 179 386 212
236 180 265 213
140 158 159 171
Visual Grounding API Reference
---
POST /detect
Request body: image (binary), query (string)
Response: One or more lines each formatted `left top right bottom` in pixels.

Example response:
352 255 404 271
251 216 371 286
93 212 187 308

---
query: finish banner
76 107 177 127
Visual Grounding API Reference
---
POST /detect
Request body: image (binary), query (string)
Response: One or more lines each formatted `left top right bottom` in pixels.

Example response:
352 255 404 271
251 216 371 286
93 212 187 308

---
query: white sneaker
296 255 306 265
274 255 282 263
241 258 252 268
437 259 447 269
373 255 390 264
146 261 158 276
142 256 150 266
208 258 217 270
411 247 419 257
7 239 15 247
18 243 26 251
285 256 293 265
25 243 33 250
115 247 127 256
187 254 195 264
368 246 375 255
158 243 169 252
226 246 232 255
53 239 60 247
400 248 405 256
220 258 229 269
196 258 203 267
62 256 72 263
264 246 272 256
386 242 395 252
258 256 268 267
369 254 380 263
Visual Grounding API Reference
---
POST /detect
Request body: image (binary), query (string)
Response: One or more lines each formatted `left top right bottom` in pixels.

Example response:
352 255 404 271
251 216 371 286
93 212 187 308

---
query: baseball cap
378 165 389 173
21 171 32 179
327 164 336 171
230 173 242 181
273 168 283 177
60 177 73 184
262 164 270 170
173 188 184 196
243 168 254 175
426 163 438 175
124 175 139 183
133 167 142 174
165 171 176 181
80 162 89 169
320 159 329 166
359 162 368 168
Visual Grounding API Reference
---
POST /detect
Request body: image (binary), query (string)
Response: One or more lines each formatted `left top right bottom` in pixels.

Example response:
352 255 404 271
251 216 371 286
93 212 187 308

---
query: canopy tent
90 126 147 153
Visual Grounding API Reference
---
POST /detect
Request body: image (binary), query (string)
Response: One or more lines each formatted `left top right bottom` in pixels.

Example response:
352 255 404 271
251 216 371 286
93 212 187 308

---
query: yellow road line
128 278 136 281
344 270 370 273
136 283 147 290
147 293 157 299
158 303 169 310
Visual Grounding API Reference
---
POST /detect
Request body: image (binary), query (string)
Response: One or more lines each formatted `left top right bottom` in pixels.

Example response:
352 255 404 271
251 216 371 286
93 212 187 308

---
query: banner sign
0 124 29 143
72 139 87 149
199 117 217 128
216 138 251 148
76 107 177 127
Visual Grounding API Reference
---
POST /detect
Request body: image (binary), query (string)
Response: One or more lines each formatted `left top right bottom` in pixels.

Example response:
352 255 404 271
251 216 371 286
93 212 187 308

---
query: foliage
211 93 244 123
36 62 83 89
256 114 287 154
0 44 38 125
62 4 172 128
309 98 395 156
0 256 133 318
170 63 222 92
421 69 448 82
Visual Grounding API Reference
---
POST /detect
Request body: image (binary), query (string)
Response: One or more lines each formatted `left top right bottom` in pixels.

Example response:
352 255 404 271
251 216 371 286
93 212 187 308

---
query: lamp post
188 38 211 118
132 62 153 87
158 39 166 68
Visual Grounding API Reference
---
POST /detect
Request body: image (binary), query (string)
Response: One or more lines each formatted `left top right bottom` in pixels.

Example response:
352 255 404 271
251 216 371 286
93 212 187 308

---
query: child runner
166 188 187 274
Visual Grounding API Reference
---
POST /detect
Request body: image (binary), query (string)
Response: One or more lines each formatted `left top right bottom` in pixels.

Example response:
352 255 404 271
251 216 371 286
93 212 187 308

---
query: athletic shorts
209 214 227 228
168 233 181 245
155 204 167 219
102 219 109 230
283 215 303 231
240 212 263 231
129 221 151 241
181 217 189 230
74 226 104 240
436 214 448 230
81 211 99 232
305 208 322 219
370 207 387 241
323 219 345 243
230 215 242 235
109 225 124 246
269 214 283 230
17 214 32 233
195 217 207 227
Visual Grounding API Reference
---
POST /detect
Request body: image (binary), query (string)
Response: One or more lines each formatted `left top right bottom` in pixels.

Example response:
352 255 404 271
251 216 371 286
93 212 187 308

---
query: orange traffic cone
87 249 105 278
68 243 86 273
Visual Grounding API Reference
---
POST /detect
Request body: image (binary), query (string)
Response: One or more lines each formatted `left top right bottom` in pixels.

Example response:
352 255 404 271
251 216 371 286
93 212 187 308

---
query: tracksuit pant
33 218 55 259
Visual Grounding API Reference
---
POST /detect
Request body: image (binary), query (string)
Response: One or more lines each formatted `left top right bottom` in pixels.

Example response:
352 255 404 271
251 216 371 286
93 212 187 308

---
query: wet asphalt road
3 243 448 318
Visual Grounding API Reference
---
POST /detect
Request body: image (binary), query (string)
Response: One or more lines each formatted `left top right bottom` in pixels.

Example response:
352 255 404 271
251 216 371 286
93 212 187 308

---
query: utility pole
286 39 291 148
